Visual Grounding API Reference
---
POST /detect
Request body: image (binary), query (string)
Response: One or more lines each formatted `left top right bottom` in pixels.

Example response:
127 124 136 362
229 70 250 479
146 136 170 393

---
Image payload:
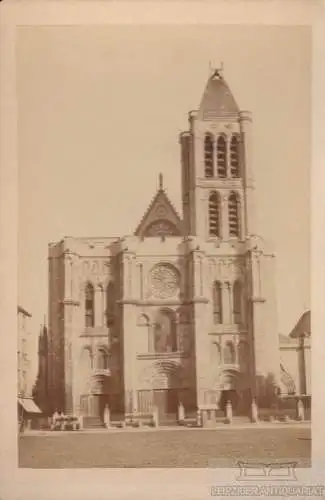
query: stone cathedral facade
47 70 283 423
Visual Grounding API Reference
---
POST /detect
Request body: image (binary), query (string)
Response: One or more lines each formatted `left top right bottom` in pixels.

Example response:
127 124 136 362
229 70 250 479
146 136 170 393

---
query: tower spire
209 61 224 80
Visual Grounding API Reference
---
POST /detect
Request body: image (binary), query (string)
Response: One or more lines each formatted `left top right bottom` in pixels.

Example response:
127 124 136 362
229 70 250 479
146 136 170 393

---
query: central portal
219 388 251 416
217 370 251 416
153 389 178 425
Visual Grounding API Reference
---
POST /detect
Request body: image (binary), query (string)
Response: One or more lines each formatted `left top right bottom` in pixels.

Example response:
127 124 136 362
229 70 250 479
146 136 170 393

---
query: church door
98 394 110 423
219 389 251 416
220 389 239 415
153 389 178 425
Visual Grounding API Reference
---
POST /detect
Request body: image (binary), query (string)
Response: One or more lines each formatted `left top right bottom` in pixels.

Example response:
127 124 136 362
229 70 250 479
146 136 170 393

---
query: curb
22 422 311 436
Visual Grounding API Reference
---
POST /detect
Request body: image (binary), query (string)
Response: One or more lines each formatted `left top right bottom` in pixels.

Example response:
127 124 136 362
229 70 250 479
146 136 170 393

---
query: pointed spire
159 173 163 190
199 63 239 118
209 61 224 80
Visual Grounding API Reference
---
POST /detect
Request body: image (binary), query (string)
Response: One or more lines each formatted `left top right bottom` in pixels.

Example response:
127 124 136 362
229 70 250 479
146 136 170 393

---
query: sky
17 25 311 382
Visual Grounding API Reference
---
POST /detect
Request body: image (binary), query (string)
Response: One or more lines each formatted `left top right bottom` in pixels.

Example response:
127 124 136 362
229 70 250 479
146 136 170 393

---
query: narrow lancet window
85 282 95 327
228 192 240 237
217 135 227 178
223 341 235 364
204 134 214 178
213 281 223 324
230 134 240 178
209 191 221 237
233 280 243 324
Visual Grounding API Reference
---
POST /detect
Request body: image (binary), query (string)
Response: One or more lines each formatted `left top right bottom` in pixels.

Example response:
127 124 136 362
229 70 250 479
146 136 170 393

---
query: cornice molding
250 297 266 304
136 352 188 361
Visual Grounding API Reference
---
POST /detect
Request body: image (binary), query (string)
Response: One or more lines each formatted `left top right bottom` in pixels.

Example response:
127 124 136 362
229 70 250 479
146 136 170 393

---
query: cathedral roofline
289 310 311 338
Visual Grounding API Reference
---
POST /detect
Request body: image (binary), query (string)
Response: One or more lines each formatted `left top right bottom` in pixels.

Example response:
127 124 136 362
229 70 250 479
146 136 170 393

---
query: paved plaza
19 425 311 468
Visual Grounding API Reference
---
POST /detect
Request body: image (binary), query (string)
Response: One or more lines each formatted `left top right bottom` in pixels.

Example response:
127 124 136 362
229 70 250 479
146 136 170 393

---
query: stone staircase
228 416 251 425
82 416 105 429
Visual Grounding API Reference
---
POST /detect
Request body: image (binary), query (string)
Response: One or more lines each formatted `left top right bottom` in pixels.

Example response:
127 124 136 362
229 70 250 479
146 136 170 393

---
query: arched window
105 282 115 327
204 134 214 178
209 191 221 237
138 314 151 353
97 348 108 370
211 342 221 364
228 192 240 237
230 134 240 177
223 341 235 364
233 280 243 324
217 135 227 178
154 309 177 353
80 347 92 399
85 282 94 327
213 281 223 324
238 341 249 372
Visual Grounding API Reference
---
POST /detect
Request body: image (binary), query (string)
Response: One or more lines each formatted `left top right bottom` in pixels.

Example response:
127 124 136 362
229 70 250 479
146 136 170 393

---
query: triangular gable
134 186 183 238
289 310 311 338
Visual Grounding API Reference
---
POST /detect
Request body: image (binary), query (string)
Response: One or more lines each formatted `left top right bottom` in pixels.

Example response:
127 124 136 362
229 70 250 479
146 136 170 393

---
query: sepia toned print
17 25 311 469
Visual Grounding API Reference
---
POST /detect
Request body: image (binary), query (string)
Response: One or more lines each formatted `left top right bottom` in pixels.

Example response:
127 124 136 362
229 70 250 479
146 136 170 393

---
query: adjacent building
18 305 33 398
280 310 311 398
18 306 41 424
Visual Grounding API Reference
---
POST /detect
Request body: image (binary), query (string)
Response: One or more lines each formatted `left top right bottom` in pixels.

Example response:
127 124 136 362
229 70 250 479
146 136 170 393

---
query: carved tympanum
144 219 179 237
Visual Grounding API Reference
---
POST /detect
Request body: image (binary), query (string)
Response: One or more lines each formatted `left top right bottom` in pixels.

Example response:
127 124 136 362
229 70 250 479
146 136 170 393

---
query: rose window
150 264 179 299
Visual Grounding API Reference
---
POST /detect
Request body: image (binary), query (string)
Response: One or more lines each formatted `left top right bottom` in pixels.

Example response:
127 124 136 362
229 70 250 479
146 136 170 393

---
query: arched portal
138 361 182 425
78 344 113 422
217 370 251 416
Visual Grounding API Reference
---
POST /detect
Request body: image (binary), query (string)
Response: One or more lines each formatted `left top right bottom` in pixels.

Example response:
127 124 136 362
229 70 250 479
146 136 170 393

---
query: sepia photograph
16 23 311 469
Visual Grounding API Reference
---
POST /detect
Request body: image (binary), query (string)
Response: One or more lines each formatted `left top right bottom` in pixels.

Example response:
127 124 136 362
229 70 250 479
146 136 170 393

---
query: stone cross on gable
159 172 163 190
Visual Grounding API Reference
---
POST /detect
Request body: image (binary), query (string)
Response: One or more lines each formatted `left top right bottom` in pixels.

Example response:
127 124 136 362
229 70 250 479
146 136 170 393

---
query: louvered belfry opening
209 191 221 237
204 133 214 178
217 135 227 178
230 134 240 178
228 192 240 237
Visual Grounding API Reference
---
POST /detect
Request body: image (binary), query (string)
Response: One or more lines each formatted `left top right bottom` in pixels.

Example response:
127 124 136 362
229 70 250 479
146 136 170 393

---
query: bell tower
180 68 256 242
180 68 281 405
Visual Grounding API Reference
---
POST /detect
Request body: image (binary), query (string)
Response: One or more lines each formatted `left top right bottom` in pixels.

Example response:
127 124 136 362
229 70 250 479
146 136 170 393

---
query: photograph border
0 1 324 499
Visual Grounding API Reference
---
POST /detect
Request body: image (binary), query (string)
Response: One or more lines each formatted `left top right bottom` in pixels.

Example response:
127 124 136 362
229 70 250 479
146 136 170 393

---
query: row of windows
213 280 243 325
84 279 243 329
80 347 109 371
209 191 240 238
80 341 248 371
204 133 240 179
212 340 249 368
